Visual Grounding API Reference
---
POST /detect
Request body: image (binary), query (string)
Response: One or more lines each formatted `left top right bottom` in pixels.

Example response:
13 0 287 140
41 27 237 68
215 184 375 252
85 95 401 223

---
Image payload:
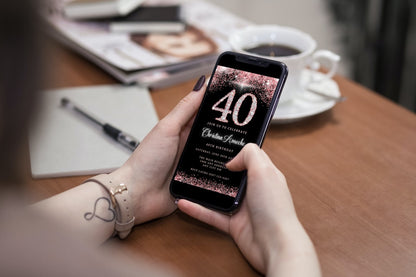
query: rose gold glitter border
174 171 238 198
209 65 279 106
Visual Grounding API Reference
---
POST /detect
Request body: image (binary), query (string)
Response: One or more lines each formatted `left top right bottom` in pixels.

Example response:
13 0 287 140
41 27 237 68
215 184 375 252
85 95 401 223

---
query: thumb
226 143 263 172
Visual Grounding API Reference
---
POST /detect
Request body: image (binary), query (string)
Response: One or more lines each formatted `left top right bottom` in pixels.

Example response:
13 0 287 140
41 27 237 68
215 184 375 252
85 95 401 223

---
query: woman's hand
178 144 321 276
111 76 206 225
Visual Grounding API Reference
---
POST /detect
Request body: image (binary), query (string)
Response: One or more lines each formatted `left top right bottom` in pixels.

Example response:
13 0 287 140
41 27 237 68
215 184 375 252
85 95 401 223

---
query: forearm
32 180 116 245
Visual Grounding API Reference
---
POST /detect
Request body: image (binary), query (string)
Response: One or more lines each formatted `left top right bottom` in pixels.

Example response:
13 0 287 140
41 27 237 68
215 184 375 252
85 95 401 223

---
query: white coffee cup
229 25 340 103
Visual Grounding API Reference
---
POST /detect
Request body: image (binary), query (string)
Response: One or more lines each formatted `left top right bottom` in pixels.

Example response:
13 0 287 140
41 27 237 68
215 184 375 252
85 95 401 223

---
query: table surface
28 41 416 277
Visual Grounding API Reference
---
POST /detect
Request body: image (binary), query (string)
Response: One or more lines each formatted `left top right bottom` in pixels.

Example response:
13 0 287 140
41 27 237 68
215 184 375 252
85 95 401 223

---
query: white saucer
272 69 341 123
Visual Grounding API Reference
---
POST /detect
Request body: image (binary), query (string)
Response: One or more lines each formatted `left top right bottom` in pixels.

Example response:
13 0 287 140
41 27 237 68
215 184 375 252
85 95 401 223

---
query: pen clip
117 132 138 151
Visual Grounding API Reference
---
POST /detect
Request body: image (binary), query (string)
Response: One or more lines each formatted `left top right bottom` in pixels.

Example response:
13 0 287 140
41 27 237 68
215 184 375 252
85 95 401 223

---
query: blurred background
207 0 416 112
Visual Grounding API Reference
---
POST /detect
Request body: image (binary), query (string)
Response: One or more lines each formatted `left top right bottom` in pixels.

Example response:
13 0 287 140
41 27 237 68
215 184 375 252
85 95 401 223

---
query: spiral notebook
29 84 158 178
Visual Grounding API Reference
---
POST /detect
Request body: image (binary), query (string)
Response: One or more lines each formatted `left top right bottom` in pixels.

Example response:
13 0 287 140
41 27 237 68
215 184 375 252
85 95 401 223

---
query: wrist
264 219 317 273
109 165 168 226
85 172 136 239
108 165 141 224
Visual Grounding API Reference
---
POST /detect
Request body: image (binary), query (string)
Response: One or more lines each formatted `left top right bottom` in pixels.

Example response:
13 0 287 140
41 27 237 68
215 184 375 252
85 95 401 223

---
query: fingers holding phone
179 144 320 276
177 144 297 274
227 144 297 227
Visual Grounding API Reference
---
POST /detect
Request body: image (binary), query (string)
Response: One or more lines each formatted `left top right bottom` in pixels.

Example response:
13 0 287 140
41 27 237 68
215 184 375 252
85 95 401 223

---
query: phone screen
170 52 287 212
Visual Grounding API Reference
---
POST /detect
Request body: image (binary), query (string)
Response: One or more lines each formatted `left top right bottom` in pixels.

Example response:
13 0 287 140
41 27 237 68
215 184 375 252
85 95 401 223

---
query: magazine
44 0 251 88
64 0 145 19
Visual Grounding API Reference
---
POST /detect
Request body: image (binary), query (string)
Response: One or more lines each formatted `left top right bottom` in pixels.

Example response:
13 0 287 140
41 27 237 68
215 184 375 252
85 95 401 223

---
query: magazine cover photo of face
131 26 218 59
174 65 279 197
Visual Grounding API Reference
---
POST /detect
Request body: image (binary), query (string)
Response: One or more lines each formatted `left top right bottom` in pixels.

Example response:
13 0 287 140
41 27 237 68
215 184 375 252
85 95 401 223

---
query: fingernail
174 198 179 205
193 75 205 91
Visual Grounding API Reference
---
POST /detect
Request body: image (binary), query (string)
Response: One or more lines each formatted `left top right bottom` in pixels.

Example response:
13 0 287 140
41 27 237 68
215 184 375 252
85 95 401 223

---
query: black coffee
245 44 301 57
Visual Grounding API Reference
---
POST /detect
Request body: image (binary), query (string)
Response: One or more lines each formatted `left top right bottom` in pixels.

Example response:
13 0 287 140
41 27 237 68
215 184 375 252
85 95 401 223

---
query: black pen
61 97 139 152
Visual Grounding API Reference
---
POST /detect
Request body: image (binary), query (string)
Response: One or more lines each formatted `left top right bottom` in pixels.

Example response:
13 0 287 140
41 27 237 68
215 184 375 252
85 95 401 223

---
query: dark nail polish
193 75 205 91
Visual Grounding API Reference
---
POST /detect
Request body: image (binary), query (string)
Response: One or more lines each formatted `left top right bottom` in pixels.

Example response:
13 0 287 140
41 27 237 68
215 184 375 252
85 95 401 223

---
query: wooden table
28 41 416 277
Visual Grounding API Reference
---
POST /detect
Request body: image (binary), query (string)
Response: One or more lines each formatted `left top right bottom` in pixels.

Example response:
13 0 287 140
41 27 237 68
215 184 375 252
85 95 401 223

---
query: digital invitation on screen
174 65 279 197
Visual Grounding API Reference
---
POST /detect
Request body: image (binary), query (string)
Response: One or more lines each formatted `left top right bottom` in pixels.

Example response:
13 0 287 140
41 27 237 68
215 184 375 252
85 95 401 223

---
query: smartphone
170 51 288 212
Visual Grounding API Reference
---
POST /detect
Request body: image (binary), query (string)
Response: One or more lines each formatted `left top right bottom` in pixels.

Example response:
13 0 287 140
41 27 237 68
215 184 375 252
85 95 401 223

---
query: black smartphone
170 51 288 212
